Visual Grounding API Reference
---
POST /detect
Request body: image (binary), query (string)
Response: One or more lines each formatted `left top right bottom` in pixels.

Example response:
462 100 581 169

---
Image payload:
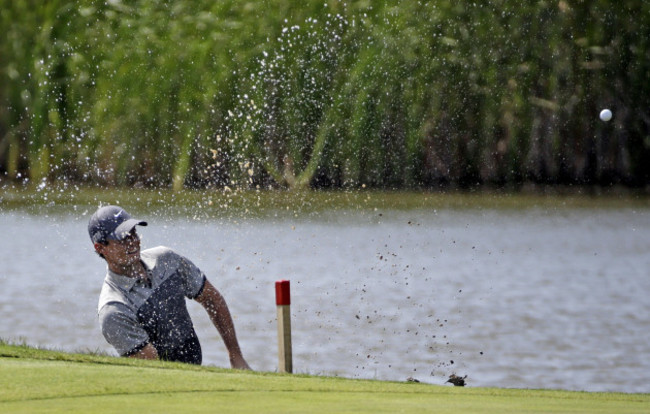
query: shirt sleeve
98 302 150 356
177 255 207 299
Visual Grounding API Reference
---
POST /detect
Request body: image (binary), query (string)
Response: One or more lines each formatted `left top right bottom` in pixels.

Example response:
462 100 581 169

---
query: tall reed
1 0 648 189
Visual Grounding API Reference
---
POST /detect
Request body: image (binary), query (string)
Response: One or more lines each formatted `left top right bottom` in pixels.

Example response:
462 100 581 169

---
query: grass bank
1 343 648 414
1 184 648 219
0 342 650 413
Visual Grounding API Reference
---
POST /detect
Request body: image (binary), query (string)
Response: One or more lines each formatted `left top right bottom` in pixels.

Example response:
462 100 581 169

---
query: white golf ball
600 109 612 122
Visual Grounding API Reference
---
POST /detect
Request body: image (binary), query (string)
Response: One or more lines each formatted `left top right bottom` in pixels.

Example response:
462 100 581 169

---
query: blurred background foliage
1 0 648 190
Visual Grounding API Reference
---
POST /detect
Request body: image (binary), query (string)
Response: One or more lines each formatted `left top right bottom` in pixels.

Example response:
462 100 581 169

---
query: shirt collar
105 260 152 291
106 268 137 291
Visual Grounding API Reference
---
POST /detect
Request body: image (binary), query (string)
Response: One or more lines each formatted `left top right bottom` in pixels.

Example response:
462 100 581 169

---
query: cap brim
109 219 148 241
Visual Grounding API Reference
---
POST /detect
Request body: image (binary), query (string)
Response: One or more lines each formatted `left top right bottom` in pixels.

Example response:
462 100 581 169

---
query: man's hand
128 343 159 360
230 353 252 370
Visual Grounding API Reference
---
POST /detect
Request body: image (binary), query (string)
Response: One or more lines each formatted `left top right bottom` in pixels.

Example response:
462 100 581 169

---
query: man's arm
196 279 251 370
128 343 159 360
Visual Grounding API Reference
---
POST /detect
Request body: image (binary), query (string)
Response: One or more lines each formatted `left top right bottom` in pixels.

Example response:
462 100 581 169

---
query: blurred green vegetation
1 0 648 190
2 185 646 220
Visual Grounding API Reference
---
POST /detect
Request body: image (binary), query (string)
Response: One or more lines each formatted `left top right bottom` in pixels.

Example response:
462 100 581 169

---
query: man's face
95 228 141 269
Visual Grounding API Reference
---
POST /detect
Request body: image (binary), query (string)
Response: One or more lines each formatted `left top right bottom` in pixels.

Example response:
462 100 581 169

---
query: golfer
88 205 250 369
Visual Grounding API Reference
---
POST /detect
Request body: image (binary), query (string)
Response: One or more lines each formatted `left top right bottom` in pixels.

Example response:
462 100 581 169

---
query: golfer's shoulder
143 246 196 272
142 245 180 262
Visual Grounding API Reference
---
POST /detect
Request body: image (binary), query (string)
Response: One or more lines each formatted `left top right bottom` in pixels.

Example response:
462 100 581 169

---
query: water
1 207 649 393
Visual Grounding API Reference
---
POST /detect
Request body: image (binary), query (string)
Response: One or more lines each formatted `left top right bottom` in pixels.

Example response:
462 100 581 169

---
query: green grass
1 342 648 413
1 184 648 220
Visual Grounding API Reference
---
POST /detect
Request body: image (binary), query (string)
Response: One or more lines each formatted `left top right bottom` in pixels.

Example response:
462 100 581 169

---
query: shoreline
1 184 648 219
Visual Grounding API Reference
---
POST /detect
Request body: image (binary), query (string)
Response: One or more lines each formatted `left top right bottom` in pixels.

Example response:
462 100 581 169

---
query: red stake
275 279 291 306
276 280 292 373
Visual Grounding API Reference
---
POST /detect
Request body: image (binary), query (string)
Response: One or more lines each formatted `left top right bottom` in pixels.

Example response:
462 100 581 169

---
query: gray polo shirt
98 246 206 364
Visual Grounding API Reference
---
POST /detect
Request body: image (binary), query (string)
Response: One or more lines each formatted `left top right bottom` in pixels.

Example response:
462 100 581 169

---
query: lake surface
1 206 649 393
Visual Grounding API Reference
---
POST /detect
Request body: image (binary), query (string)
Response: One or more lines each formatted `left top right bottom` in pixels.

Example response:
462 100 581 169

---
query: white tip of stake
600 109 612 122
